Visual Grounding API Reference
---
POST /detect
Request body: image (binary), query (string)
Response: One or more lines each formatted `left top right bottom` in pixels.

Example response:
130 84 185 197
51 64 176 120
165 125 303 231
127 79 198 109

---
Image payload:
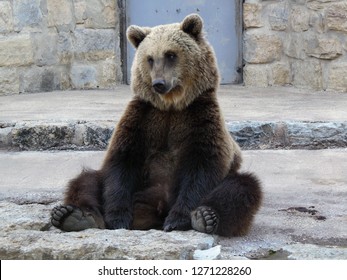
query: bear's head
127 14 219 111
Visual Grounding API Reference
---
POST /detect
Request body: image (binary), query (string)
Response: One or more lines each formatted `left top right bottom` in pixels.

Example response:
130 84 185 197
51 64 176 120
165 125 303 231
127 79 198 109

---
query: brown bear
51 14 262 236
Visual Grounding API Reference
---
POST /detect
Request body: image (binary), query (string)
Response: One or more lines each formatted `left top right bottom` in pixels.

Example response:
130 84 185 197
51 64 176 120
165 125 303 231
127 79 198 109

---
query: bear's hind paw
191 206 219 234
51 205 98 232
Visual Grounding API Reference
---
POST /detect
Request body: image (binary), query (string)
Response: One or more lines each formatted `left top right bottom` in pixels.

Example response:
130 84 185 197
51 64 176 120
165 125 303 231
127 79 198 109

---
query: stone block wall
0 0 122 95
243 0 347 92
2 1 347 95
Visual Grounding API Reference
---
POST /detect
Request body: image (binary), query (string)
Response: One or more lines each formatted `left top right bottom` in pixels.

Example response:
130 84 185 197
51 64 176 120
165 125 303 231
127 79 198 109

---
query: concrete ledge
0 121 114 151
1 85 346 151
1 120 346 151
230 120 347 149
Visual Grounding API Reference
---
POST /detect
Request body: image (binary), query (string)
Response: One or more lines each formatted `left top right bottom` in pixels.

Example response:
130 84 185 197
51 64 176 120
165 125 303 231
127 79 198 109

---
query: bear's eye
147 56 154 67
165 52 177 62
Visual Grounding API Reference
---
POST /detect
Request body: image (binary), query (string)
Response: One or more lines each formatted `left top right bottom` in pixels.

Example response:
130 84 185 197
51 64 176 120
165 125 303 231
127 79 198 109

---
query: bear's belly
144 149 178 194
131 149 179 229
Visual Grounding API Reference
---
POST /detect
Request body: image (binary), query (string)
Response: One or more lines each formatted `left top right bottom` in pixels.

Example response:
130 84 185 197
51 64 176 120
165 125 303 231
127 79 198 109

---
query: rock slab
0 202 216 260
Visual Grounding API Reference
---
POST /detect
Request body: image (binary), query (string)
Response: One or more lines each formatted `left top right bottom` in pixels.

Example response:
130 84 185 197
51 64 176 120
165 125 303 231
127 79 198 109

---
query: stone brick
326 2 347 32
57 32 73 64
307 3 322 12
95 58 118 88
0 68 20 95
32 33 58 66
244 34 282 64
268 3 289 31
306 36 342 60
74 0 117 28
19 66 67 93
85 0 117 28
0 35 34 67
306 1 339 11
60 70 71 91
309 11 325 33
47 0 74 31
74 0 87 24
327 63 347 92
13 0 43 32
270 63 291 86
290 5 310 32
70 64 97 89
243 64 269 87
0 2 13 34
73 29 117 61
284 33 306 60
243 3 263 29
292 60 323 90
291 0 307 5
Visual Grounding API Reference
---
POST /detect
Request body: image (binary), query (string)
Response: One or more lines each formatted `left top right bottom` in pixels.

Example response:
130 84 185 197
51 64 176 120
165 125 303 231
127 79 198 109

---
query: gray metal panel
126 0 241 84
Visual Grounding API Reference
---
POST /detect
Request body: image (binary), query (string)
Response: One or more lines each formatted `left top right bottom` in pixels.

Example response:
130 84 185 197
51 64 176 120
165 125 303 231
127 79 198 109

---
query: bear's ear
181 14 203 40
127 25 151 48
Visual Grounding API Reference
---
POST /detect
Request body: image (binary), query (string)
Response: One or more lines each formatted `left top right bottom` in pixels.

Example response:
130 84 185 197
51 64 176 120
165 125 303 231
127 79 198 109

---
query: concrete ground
1 85 347 123
0 85 346 259
0 149 346 259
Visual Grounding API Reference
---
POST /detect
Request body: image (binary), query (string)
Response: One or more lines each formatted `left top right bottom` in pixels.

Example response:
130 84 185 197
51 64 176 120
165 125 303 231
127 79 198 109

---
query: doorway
119 0 242 85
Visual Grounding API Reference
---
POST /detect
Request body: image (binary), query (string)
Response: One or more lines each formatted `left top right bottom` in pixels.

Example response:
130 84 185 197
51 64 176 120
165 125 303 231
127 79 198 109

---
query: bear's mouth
152 78 180 95
155 85 181 96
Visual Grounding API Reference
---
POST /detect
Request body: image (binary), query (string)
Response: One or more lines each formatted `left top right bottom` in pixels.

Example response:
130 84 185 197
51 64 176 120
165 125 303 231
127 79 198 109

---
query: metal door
122 0 242 84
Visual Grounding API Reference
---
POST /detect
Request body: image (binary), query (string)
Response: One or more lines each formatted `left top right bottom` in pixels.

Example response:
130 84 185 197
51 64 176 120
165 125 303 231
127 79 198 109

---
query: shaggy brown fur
51 14 262 236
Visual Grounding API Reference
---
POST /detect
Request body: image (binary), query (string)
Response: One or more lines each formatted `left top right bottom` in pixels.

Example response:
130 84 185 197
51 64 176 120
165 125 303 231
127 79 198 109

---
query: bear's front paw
163 211 191 232
191 206 219 234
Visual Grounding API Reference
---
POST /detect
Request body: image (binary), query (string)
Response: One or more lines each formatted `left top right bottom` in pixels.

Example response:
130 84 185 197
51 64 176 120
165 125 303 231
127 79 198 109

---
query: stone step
1 119 346 151
1 85 347 151
0 149 346 259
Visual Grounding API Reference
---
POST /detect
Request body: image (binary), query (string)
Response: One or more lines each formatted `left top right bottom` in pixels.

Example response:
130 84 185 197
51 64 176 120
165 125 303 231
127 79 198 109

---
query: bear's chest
142 109 189 189
144 109 190 152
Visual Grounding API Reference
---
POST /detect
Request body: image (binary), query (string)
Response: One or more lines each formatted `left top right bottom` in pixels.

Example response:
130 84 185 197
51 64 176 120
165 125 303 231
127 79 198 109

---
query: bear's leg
131 201 166 230
131 186 169 230
51 169 105 231
191 172 262 236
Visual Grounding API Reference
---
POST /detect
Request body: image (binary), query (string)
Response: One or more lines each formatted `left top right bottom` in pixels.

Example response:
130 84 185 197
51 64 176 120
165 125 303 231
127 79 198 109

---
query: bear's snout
152 79 168 94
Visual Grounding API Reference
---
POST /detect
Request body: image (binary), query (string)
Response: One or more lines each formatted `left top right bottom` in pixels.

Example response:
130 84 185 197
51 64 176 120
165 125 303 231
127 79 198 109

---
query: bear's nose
152 79 167 94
